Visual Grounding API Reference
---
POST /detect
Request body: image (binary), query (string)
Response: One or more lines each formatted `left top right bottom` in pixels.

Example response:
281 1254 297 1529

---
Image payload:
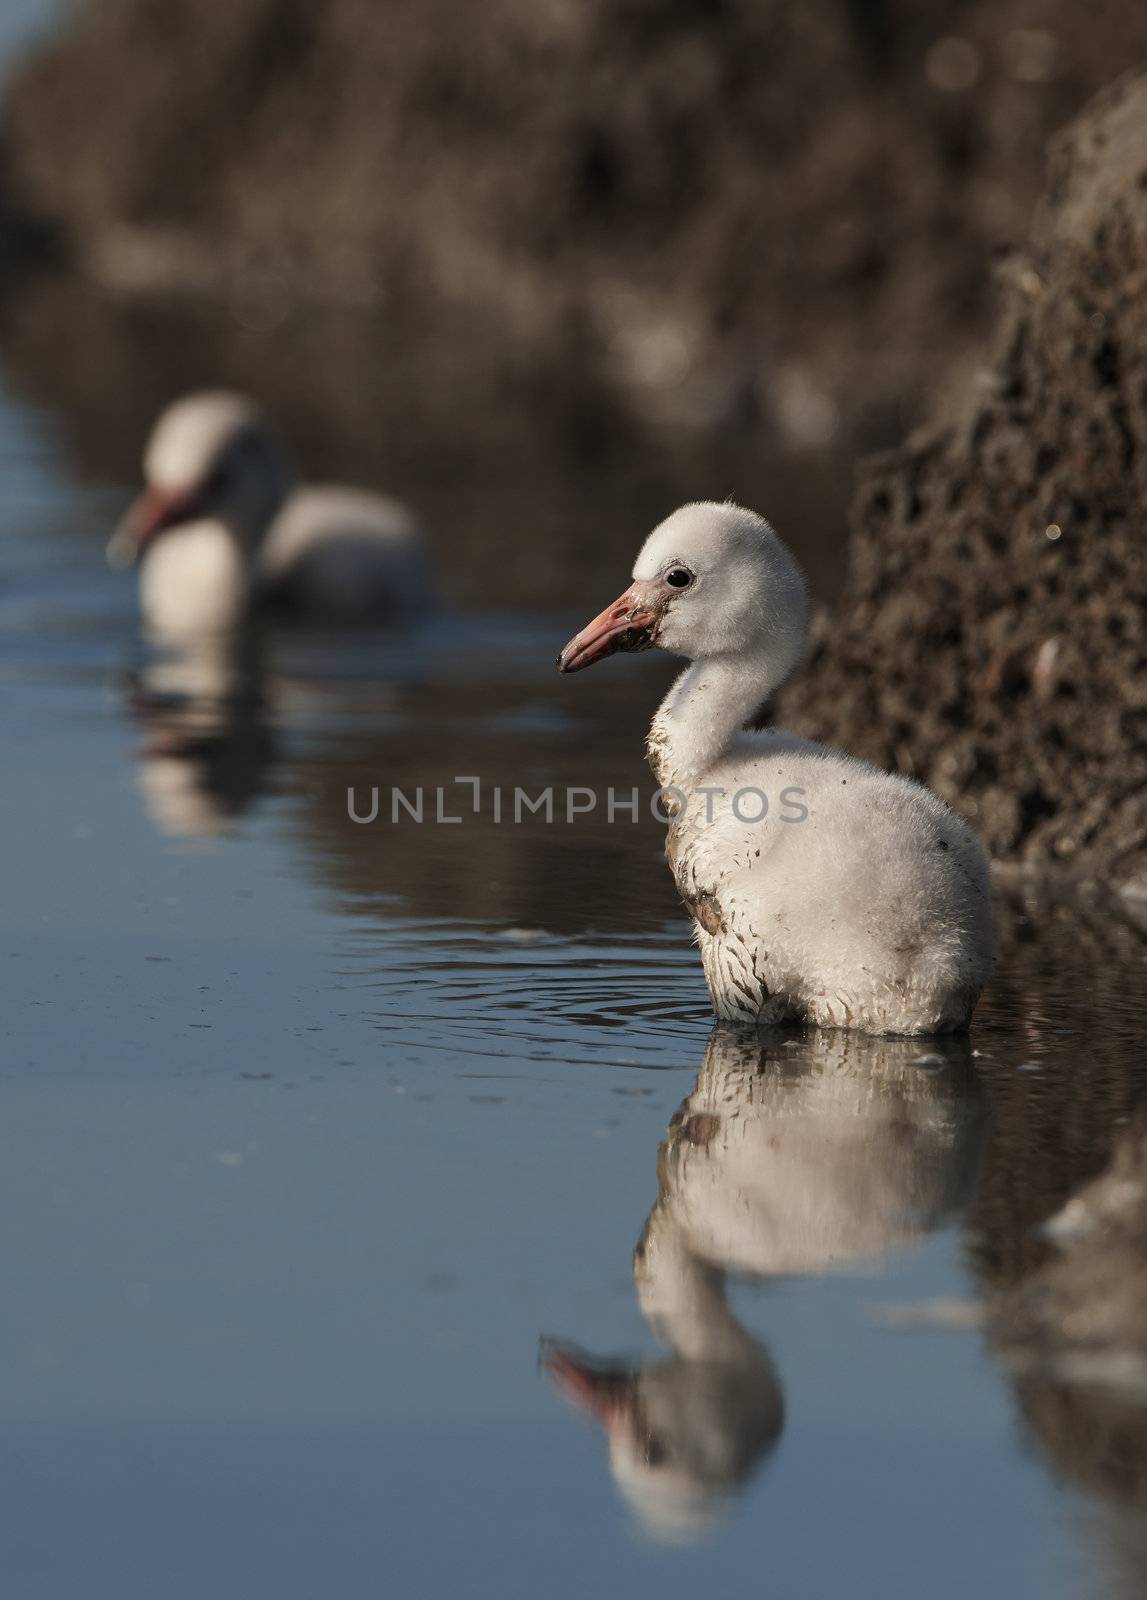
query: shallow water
2 282 1147 1600
3 9 1147 1598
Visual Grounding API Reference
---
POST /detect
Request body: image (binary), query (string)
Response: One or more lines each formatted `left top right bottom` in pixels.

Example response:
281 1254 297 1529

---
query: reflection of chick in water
544 1206 784 1542
544 1025 985 1539
128 634 277 840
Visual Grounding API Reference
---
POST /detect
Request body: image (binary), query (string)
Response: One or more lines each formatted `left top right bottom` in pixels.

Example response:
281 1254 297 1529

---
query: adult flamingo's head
108 392 292 567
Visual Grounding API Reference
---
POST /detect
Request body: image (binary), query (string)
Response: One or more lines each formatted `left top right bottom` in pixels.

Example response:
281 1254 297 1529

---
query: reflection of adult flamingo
559 502 993 1033
125 634 277 840
544 1025 984 1539
109 392 433 640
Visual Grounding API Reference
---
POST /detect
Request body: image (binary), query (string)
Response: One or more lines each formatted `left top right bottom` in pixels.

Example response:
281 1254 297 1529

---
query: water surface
1 285 1147 1600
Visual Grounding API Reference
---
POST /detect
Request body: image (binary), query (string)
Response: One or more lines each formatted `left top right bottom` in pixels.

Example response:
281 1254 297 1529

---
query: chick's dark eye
665 567 693 589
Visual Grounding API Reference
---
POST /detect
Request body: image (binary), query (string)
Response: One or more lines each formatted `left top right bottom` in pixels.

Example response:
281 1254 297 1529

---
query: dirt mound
4 2 1147 445
779 70 1147 890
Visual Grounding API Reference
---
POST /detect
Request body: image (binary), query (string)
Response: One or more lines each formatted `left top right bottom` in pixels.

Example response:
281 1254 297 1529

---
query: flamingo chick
558 502 992 1035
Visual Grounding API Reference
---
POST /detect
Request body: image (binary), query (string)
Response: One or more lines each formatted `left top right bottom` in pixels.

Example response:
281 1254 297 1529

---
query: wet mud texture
4 2 1147 446
779 71 1147 889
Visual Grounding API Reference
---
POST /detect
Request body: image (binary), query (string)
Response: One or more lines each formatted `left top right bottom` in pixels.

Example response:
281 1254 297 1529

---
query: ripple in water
331 918 713 1068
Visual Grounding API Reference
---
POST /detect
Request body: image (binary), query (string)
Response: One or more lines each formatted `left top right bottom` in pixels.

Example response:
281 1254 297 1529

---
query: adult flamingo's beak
557 581 663 673
106 485 196 568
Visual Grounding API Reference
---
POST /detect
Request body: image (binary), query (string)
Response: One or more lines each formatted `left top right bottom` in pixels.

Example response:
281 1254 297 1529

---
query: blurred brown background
3 0 1145 451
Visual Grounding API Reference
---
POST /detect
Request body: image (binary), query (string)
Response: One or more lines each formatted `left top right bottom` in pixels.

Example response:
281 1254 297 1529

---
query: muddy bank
780 70 1147 891
4 2 1147 446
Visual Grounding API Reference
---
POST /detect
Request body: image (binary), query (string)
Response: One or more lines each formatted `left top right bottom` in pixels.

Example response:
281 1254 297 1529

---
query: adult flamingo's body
110 392 432 640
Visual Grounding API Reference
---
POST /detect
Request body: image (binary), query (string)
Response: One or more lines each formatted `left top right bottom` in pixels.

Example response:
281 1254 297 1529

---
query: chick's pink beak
557 581 663 673
541 1340 632 1431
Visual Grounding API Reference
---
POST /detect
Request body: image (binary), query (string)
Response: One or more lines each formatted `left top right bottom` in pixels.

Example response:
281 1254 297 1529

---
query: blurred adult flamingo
109 391 433 639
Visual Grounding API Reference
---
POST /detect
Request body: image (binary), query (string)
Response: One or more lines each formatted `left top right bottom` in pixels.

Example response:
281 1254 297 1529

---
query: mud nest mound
780 70 1147 890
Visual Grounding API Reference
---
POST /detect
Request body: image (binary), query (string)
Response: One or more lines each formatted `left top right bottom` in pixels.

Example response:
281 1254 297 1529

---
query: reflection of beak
557 581 663 673
540 1338 633 1430
107 485 194 568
